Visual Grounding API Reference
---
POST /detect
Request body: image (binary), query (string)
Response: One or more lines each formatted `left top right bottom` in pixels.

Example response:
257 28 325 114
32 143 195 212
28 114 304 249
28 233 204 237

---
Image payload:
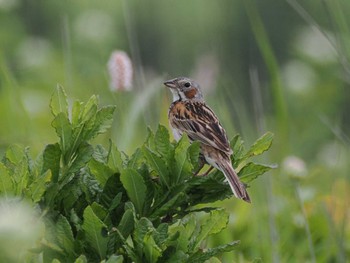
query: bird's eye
184 82 191 88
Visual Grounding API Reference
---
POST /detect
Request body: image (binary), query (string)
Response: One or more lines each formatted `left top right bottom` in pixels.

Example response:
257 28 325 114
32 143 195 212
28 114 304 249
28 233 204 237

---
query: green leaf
50 85 68 117
42 143 61 182
154 223 168 246
89 158 114 187
166 251 189 262
56 215 75 258
245 132 274 158
186 241 240 263
108 140 123 172
120 168 147 215
134 217 154 251
104 255 124 263
142 146 170 188
29 170 50 202
109 192 122 212
127 148 143 169
230 135 245 165
118 208 135 239
143 232 162 263
192 210 229 251
149 192 186 220
0 162 14 194
81 95 98 123
5 144 25 164
71 100 83 127
188 141 200 171
238 162 276 183
74 255 88 263
93 106 116 136
174 135 193 184
154 124 171 157
67 142 94 174
93 144 109 163
84 106 116 141
82 206 108 259
52 112 72 156
91 202 109 221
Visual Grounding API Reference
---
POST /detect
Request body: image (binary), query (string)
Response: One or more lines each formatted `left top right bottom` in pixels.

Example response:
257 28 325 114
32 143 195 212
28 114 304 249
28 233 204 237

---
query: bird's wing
169 101 233 155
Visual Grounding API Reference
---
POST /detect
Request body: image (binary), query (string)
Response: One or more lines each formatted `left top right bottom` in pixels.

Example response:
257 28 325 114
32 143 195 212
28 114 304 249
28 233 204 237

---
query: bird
164 77 251 203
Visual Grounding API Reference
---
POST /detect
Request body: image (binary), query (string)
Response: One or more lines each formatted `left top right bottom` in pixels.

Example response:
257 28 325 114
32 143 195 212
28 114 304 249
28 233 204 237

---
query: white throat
170 89 180 102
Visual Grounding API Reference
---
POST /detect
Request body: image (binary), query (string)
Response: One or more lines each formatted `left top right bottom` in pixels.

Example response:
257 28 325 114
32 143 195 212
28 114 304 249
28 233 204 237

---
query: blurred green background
0 0 349 262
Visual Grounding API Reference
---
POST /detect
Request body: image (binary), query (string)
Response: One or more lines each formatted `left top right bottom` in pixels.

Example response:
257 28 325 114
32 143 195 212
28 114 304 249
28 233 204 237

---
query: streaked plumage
164 77 250 203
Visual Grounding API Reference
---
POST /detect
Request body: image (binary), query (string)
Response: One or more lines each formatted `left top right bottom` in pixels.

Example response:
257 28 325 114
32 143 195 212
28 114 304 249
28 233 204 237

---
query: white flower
282 155 307 178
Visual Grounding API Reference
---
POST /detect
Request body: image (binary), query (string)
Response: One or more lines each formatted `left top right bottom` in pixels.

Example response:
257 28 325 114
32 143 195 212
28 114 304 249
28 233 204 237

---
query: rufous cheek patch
184 88 197 99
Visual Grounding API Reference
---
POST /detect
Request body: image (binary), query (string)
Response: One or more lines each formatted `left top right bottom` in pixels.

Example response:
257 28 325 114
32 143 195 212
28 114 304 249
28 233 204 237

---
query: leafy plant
0 86 274 262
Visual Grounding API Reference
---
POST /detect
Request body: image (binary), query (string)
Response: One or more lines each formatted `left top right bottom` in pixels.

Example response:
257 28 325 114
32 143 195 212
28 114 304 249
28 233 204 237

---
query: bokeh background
0 0 349 262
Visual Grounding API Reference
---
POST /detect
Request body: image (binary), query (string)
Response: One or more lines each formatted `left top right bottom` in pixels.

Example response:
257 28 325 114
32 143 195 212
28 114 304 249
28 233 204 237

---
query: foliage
0 87 273 262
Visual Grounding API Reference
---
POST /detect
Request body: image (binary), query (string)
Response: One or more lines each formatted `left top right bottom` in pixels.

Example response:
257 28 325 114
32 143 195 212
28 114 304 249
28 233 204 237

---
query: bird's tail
218 161 251 203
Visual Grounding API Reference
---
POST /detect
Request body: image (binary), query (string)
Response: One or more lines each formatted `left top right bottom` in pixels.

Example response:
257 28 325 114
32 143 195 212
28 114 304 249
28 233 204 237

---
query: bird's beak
163 79 176 89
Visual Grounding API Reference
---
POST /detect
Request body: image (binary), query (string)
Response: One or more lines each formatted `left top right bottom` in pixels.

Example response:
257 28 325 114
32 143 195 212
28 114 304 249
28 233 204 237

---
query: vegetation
0 87 272 262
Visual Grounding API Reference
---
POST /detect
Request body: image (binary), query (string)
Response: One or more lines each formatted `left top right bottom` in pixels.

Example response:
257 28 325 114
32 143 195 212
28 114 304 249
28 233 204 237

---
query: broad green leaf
67 142 94 174
50 85 68 117
5 144 25 164
0 162 14 194
186 241 240 263
230 135 245 165
142 146 170 188
104 255 124 263
82 206 108 259
149 192 186 220
91 202 108 221
109 192 122 212
71 100 84 127
120 168 147 215
174 213 198 252
155 124 171 157
85 106 116 140
188 141 200 171
42 143 61 182
153 223 168 246
56 215 75 257
127 148 143 169
145 127 156 151
81 95 98 123
134 217 154 251
245 132 274 158
93 144 109 163
29 170 50 202
174 135 192 184
118 208 135 239
89 158 114 187
52 112 72 156
74 255 88 263
192 210 229 251
238 162 276 183
100 175 124 209
108 140 123 172
166 251 189 262
143 232 162 263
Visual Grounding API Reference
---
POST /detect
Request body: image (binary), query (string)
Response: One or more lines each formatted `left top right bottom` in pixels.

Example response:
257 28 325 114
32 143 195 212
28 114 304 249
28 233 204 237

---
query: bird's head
164 77 203 102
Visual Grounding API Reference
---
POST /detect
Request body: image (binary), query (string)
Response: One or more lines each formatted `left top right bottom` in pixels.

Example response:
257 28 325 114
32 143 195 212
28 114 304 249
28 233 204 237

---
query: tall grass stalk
244 0 288 147
250 66 280 263
294 182 316 263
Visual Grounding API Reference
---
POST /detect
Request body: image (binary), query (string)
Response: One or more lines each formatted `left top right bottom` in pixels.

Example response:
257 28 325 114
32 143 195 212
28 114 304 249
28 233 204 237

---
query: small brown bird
164 77 250 203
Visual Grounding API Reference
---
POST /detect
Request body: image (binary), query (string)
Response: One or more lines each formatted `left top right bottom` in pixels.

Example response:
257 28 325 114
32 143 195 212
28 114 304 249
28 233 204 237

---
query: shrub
0 86 274 262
